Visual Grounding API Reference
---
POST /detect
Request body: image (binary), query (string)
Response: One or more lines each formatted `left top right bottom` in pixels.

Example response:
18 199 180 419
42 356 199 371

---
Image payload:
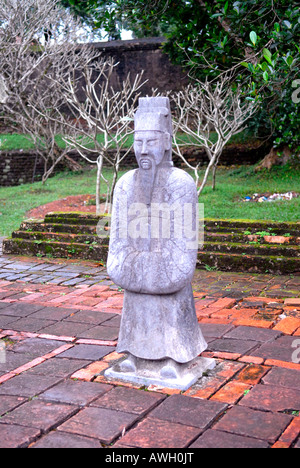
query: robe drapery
107 165 207 363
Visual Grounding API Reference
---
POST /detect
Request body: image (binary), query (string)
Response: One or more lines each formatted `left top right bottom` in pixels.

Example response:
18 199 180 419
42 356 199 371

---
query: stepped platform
3 213 300 275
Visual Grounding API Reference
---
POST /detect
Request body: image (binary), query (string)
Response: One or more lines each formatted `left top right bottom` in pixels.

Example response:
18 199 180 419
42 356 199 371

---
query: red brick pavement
0 256 299 449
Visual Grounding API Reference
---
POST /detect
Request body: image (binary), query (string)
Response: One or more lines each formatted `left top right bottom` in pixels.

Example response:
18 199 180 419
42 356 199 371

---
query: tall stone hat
134 96 173 137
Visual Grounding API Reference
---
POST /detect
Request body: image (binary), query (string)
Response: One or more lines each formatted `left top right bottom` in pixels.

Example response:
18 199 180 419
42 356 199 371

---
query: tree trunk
255 145 295 171
96 154 104 216
212 164 217 190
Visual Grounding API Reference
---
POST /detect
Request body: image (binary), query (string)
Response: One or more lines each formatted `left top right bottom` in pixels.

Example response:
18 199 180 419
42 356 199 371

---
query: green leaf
263 71 269 81
283 20 292 29
263 48 273 66
286 55 294 67
274 22 280 33
240 61 249 68
250 31 257 46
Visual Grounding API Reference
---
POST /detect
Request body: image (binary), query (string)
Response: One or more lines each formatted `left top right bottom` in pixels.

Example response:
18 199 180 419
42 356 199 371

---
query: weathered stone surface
57 344 114 361
116 417 201 449
0 424 41 448
57 407 139 445
90 386 166 415
105 96 209 390
149 394 227 430
38 380 112 406
0 399 78 431
214 406 292 443
31 431 102 448
239 384 300 412
191 429 269 448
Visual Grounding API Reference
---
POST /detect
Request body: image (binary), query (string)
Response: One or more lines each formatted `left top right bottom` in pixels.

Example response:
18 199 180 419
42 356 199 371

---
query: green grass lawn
0 164 299 237
0 131 251 151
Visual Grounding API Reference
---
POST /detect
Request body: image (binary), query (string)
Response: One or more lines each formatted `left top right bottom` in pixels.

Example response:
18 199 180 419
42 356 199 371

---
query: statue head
134 97 173 170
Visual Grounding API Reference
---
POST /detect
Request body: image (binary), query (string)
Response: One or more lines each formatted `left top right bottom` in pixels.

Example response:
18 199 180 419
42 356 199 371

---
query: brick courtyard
0 247 299 448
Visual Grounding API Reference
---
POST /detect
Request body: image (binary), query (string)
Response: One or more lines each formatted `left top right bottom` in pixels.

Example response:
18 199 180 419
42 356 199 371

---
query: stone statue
105 97 214 390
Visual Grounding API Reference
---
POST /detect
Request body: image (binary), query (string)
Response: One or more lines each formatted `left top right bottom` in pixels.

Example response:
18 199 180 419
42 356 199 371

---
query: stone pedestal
104 355 215 391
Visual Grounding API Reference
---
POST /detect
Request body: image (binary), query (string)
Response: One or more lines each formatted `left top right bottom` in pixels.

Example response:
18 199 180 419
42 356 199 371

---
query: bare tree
0 0 98 183
60 58 147 214
171 77 258 195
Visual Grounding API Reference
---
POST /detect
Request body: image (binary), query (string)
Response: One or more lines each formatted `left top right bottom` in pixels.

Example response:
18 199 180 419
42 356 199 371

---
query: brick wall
89 37 189 97
0 142 271 187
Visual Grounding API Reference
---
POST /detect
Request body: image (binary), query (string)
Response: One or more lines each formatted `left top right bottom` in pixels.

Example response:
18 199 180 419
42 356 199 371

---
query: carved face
134 131 170 170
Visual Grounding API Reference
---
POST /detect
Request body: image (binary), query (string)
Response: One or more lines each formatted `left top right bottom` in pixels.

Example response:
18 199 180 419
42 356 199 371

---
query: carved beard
137 160 157 206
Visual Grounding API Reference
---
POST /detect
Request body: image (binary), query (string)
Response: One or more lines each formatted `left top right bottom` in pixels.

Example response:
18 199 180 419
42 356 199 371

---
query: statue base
103 355 216 391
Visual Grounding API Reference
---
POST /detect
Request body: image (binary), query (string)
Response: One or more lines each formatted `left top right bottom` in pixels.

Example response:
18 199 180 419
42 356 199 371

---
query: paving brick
71 361 109 381
273 317 300 335
0 374 63 397
38 321 92 337
210 381 252 404
238 357 265 367
149 394 227 430
284 298 300 308
79 325 119 341
64 310 116 325
58 407 139 445
279 417 300 446
0 395 26 417
190 429 269 449
264 359 300 371
235 364 270 385
30 307 77 321
38 380 112 406
57 344 114 361
0 303 44 317
294 438 300 448
31 431 102 448
214 406 292 444
239 384 300 413
91 386 166 415
0 312 23 327
262 366 300 391
224 326 282 343
233 317 274 328
251 335 298 363
1 399 78 431
0 353 29 377
26 357 91 378
11 338 67 358
0 424 41 449
203 350 242 361
199 323 234 339
116 417 201 449
207 338 259 355
7 317 56 333
210 298 237 310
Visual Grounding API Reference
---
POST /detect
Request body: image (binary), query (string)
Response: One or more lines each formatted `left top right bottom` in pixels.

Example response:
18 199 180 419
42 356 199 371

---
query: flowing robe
107 165 207 363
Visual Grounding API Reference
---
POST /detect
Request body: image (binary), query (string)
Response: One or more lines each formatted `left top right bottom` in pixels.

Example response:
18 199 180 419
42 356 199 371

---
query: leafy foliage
62 0 299 153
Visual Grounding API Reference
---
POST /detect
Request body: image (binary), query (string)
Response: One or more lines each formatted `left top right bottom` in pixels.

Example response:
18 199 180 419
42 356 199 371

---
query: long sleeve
107 168 198 295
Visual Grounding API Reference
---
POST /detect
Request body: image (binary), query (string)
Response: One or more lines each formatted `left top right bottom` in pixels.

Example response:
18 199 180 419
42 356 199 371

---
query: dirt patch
26 194 98 219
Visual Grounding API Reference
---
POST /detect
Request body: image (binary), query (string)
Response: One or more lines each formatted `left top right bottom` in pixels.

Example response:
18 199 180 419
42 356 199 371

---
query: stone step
197 250 300 275
204 224 299 237
3 238 109 261
20 222 99 236
12 230 104 245
205 231 300 246
14 231 299 259
3 213 300 275
204 241 300 258
204 218 300 232
44 212 108 226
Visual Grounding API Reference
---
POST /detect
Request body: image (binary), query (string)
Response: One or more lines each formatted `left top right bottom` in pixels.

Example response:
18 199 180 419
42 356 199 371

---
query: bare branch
171 75 258 194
